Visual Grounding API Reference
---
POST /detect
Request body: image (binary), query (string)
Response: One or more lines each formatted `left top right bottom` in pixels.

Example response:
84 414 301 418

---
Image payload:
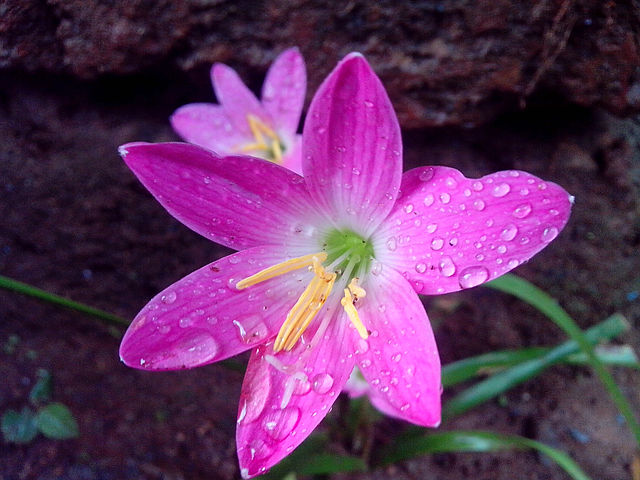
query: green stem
0 275 129 327
486 274 640 446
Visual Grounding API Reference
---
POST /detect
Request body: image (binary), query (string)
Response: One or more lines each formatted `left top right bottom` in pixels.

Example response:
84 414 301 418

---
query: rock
1 0 639 127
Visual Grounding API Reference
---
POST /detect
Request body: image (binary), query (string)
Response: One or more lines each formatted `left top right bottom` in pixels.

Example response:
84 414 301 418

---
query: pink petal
375 166 573 295
119 142 320 251
261 47 306 135
236 305 356 478
355 266 441 426
120 246 315 370
211 63 271 137
302 53 402 236
280 133 303 175
170 103 246 152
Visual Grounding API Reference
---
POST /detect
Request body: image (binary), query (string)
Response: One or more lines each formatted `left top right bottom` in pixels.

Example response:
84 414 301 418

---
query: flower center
235 230 375 353
236 114 285 163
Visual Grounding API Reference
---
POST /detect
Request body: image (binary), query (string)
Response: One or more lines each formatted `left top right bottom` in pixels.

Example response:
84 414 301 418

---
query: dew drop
508 259 520 268
445 176 457 188
472 181 484 191
312 373 334 394
403 203 414 214
391 353 403 363
549 209 559 216
386 237 397 251
426 223 438 233
357 338 369 353
158 324 171 334
458 266 490 288
179 316 194 328
492 183 511 197
203 176 211 185
520 236 530 245
370 260 383 276
475 253 485 261
262 406 301 441
520 188 529 196
541 226 559 242
473 199 486 211
423 193 435 206
361 358 372 368
497 245 507 254
438 256 456 277
439 192 451 204
463 188 471 197
431 238 444 250
364 100 374 107
419 168 434 182
415 263 427 274
247 438 274 461
513 203 532 218
161 291 177 304
500 224 518 241
352 167 360 175
172 332 220 367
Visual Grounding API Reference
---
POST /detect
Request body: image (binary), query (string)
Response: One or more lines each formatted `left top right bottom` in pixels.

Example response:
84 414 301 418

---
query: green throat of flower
235 229 375 353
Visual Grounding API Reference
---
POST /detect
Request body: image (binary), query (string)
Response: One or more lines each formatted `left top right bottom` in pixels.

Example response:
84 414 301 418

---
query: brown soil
0 68 638 479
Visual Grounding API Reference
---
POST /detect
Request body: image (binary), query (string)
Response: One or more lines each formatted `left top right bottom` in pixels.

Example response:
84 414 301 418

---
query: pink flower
119 53 572 478
171 47 306 173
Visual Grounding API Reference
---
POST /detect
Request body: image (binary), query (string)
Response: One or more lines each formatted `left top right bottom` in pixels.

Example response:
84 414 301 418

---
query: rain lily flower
171 47 306 173
119 53 572 478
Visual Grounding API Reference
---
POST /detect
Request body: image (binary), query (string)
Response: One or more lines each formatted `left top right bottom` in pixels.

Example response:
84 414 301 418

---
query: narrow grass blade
485 274 640 446
443 314 627 419
381 430 591 480
0 275 128 327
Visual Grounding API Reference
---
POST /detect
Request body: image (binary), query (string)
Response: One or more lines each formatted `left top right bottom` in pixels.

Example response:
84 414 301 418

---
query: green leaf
485 274 640 446
29 369 52 405
35 403 79 439
442 314 628 419
1 407 38 444
381 430 591 480
297 453 366 475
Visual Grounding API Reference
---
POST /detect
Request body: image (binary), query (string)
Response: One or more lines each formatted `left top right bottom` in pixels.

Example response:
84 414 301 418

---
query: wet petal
355 267 441 426
212 63 271 137
261 47 306 135
119 142 321 251
170 103 246 152
120 246 314 370
280 133 303 175
302 53 402 236
236 305 356 478
375 166 572 295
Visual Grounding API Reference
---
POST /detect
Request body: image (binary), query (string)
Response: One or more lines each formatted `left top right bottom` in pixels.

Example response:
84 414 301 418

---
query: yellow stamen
274 259 336 352
236 252 327 290
347 277 366 301
341 288 368 339
235 114 283 163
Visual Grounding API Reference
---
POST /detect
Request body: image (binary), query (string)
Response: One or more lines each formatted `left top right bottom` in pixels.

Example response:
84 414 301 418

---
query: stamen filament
235 114 283 163
274 263 336 352
341 288 368 339
236 252 327 290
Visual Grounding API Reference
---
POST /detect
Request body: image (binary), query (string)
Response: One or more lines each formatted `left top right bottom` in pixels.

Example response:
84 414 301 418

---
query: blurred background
1 1 639 479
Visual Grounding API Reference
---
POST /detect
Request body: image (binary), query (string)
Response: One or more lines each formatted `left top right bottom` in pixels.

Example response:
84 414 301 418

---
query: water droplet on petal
415 263 427 273
262 406 301 441
419 168 434 181
403 203 414 214
173 332 220 367
513 203 532 218
445 176 457 188
473 199 485 211
463 188 471 197
248 438 274 461
423 193 434 206
352 167 360 175
361 358 372 368
439 192 451 204
364 100 374 107
497 245 507 254
357 338 369 353
158 324 171 334
472 181 483 191
500 224 518 241
386 237 397 251
492 183 511 197
431 238 444 250
541 227 559 242
439 256 456 277
508 259 520 268
179 316 194 328
458 266 490 288
312 373 334 394
370 260 383 276
161 291 177 304
391 353 402 363
426 223 438 233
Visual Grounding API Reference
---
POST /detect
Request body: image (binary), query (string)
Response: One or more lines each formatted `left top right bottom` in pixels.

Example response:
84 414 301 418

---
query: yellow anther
341 288 368 339
347 277 366 301
274 263 336 352
235 114 283 163
236 252 327 290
